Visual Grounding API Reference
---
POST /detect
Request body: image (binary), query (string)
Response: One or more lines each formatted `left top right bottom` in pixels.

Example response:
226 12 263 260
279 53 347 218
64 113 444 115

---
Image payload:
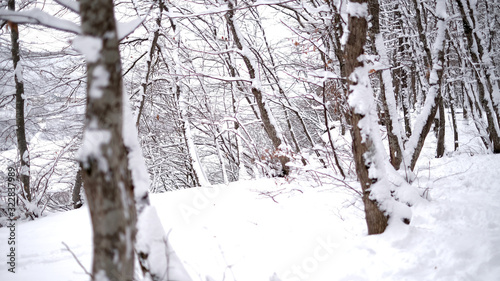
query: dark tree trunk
78 0 137 280
407 0 447 171
8 0 30 203
368 0 403 170
72 169 83 209
344 0 388 235
284 108 307 166
450 94 459 151
322 82 345 178
436 96 446 158
379 80 403 168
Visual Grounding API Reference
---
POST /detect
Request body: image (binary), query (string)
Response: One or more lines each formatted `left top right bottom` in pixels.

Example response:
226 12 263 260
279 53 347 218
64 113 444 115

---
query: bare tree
225 0 291 176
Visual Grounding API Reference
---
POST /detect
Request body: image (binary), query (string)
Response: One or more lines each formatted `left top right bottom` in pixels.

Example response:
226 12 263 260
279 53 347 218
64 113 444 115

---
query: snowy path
1 155 499 280
323 154 500 281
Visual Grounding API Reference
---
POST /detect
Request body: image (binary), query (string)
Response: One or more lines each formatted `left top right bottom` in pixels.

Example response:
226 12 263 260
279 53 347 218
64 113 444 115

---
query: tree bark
436 96 446 158
368 0 404 170
448 85 459 151
78 0 137 280
344 0 388 234
8 0 30 203
72 169 83 209
405 0 448 171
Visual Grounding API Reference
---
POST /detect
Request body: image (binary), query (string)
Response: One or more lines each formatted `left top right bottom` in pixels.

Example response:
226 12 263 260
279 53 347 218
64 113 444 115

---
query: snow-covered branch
0 8 81 34
53 0 79 14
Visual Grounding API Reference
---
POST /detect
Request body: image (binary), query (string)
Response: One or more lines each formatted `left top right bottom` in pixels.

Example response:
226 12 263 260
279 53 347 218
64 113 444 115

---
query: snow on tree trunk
76 1 136 280
455 0 500 152
344 0 398 234
344 0 411 235
368 0 405 170
404 0 448 171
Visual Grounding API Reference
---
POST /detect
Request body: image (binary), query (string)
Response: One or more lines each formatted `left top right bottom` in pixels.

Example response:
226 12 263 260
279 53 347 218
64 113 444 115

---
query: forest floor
1 113 500 281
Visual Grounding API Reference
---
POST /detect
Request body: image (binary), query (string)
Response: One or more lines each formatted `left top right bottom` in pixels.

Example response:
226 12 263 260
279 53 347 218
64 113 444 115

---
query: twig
61 242 92 277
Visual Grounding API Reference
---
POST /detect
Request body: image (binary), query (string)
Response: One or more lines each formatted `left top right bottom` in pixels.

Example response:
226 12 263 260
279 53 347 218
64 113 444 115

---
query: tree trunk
8 0 30 203
322 84 345 178
450 92 459 151
368 0 404 170
226 0 290 176
72 169 83 209
405 0 448 171
436 96 446 158
78 0 137 280
394 4 412 139
136 0 163 128
344 0 388 234
284 108 307 166
455 0 500 152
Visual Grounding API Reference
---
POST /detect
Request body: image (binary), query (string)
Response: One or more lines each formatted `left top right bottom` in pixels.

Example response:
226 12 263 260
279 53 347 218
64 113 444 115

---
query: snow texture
348 60 412 224
136 206 193 281
14 63 23 81
117 18 143 40
72 36 102 63
122 90 150 205
89 65 109 99
1 151 499 281
77 128 111 172
54 0 79 13
347 2 368 18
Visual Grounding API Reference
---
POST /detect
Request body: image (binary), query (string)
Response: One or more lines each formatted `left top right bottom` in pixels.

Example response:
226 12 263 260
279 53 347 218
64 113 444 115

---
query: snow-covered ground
1 152 499 280
1 111 499 280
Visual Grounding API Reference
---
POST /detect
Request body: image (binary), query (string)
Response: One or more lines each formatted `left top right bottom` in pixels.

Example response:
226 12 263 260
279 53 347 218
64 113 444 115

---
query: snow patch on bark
73 36 102 63
136 206 193 281
122 90 150 207
349 63 413 226
77 129 111 172
89 65 109 99
14 63 23 81
347 2 368 18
